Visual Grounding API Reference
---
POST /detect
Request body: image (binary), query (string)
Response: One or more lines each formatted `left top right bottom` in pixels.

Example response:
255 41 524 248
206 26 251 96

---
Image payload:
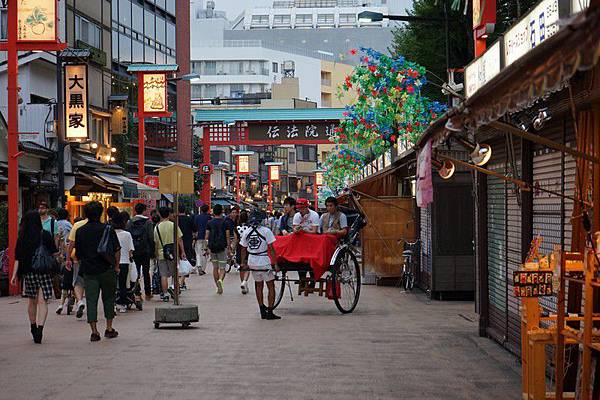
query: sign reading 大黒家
248 122 338 142
143 73 167 114
65 64 89 140
17 0 57 42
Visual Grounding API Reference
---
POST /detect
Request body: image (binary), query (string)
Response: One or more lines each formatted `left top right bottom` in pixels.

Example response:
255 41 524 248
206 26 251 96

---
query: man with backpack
126 203 155 300
205 204 231 295
154 207 186 302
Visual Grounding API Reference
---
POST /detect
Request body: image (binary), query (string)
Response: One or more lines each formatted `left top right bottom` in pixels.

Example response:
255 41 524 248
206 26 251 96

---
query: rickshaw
270 208 366 314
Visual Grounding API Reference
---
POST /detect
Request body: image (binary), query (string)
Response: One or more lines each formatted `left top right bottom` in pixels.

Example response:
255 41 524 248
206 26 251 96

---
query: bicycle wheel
332 248 361 314
403 272 414 291
271 270 286 310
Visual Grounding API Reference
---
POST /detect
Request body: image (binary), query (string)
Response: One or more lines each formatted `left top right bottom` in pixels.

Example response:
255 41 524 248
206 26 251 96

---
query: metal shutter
420 204 432 292
487 141 507 343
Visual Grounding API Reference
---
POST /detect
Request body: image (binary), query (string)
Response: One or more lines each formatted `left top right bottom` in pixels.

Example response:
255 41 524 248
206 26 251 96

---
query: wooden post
173 171 180 306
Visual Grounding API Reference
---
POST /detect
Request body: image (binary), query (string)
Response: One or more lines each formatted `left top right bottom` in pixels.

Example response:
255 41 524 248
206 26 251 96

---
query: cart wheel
181 322 191 328
154 322 160 329
332 248 361 314
271 271 286 310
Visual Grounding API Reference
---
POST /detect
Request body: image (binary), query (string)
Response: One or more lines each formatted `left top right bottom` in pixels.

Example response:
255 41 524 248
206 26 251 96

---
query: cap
296 198 309 209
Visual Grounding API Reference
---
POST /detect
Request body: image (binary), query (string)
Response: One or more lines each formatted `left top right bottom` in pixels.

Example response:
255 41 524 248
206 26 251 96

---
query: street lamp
232 151 253 204
313 168 325 210
266 162 282 212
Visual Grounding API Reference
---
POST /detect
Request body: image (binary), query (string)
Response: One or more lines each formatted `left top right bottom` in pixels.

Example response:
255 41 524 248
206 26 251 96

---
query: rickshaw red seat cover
272 231 338 278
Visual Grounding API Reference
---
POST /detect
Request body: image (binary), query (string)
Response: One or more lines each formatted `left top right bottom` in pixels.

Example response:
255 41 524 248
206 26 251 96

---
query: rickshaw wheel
271 270 286 310
332 248 361 314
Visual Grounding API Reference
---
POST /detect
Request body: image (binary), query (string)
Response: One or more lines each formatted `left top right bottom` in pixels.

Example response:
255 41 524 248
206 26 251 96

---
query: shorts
23 272 54 300
72 262 85 287
211 251 228 270
157 259 176 278
251 269 275 282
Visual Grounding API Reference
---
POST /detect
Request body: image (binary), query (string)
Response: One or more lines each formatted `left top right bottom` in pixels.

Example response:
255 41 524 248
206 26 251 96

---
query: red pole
7 0 20 295
201 126 211 208
268 176 273 212
137 72 145 183
236 172 240 204
314 185 318 211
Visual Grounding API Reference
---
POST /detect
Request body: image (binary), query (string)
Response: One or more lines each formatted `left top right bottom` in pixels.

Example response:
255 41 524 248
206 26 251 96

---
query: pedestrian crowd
10 196 348 343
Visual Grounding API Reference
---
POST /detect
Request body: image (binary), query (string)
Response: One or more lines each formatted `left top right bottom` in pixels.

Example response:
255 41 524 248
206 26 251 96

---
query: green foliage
390 0 473 103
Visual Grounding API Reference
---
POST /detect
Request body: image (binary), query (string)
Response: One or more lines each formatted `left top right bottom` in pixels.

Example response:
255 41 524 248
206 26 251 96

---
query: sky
210 0 413 20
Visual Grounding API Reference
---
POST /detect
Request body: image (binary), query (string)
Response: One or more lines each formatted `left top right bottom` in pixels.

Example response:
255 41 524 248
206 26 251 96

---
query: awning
416 4 600 149
94 172 161 200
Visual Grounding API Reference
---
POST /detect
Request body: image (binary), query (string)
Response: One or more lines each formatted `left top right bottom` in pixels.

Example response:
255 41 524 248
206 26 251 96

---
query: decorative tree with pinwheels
323 48 447 191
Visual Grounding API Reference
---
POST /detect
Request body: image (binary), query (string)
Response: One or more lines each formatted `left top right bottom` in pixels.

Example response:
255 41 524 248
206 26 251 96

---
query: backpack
129 219 150 257
97 224 117 266
208 219 227 253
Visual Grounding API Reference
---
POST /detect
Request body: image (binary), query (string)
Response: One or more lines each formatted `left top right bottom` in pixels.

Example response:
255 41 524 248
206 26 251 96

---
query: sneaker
167 287 175 299
180 283 187 291
216 279 223 295
55 305 63 315
76 301 85 319
161 293 170 302
241 281 248 295
90 332 101 342
118 305 127 313
104 329 119 339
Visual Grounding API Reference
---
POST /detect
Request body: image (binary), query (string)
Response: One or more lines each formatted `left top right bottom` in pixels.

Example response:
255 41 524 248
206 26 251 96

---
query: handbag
128 260 139 282
31 230 59 274
97 224 117 266
156 223 175 261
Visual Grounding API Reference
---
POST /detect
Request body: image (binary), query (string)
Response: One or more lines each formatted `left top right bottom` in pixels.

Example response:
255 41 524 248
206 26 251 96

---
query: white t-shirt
319 212 348 233
292 210 320 232
116 229 135 264
240 225 276 269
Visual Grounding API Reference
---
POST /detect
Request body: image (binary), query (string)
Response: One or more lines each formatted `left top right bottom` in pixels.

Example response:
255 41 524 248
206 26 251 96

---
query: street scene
0 0 599 399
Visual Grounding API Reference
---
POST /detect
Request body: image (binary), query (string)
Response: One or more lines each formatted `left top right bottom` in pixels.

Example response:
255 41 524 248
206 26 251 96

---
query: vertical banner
143 73 167 114
238 155 250 174
17 0 58 42
315 171 323 186
269 165 280 182
416 140 433 208
65 64 89 140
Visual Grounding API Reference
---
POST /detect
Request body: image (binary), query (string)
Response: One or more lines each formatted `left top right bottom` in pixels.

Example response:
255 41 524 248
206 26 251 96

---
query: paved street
0 270 520 400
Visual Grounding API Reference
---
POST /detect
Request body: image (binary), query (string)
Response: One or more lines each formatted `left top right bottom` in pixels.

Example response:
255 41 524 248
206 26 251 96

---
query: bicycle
399 239 419 291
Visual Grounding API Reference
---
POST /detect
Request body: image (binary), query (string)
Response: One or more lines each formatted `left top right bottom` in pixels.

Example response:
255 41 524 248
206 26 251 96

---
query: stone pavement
0 271 521 400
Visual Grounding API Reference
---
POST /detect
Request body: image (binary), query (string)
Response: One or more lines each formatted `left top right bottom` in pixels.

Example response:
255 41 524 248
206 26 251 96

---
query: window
132 39 144 62
295 14 312 26
166 0 175 15
203 61 216 75
317 14 334 26
166 22 176 48
119 33 131 62
251 15 269 26
339 13 356 24
132 3 143 33
119 0 130 26
210 150 226 165
273 14 291 26
288 151 296 165
296 145 316 162
1 6 7 41
156 50 166 64
191 85 202 98
230 84 245 98
144 10 155 38
156 16 166 44
112 30 119 61
91 116 108 146
144 44 155 63
112 0 118 22
203 84 217 98
272 62 278 73
75 15 102 49
229 61 243 75
155 0 166 10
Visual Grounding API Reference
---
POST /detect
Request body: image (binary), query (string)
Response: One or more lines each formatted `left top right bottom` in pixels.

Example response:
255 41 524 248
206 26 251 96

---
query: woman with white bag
113 212 135 313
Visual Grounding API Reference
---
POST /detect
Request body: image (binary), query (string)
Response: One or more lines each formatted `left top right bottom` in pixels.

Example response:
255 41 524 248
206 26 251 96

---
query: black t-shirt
15 230 58 277
224 217 237 239
177 215 195 248
75 221 121 275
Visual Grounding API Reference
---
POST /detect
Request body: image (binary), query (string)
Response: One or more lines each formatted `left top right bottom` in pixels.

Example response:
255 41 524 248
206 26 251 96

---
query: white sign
504 0 561 67
143 73 167 114
17 0 57 42
65 64 89 140
465 41 501 97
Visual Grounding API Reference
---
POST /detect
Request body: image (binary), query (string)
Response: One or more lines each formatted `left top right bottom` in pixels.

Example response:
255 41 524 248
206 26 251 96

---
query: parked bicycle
399 239 420 291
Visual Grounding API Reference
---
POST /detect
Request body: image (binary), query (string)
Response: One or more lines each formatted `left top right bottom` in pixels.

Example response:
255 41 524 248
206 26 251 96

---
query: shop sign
249 122 337 142
269 165 280 182
315 171 324 187
64 64 89 140
17 0 58 42
237 155 250 174
144 175 159 188
513 271 554 297
465 41 501 98
111 106 128 135
143 73 167 114
503 0 562 67
123 182 139 199
200 163 213 175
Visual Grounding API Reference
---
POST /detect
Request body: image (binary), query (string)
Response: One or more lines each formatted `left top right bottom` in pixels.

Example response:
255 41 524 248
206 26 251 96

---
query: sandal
90 333 101 342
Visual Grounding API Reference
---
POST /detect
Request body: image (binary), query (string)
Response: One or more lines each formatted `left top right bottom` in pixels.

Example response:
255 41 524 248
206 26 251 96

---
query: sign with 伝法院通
17 0 58 42
143 73 167 114
65 64 89 140
248 122 338 142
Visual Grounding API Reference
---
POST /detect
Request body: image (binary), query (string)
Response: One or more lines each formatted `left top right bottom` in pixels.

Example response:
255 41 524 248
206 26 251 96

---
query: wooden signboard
513 271 554 297
360 197 416 277
248 122 337 142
